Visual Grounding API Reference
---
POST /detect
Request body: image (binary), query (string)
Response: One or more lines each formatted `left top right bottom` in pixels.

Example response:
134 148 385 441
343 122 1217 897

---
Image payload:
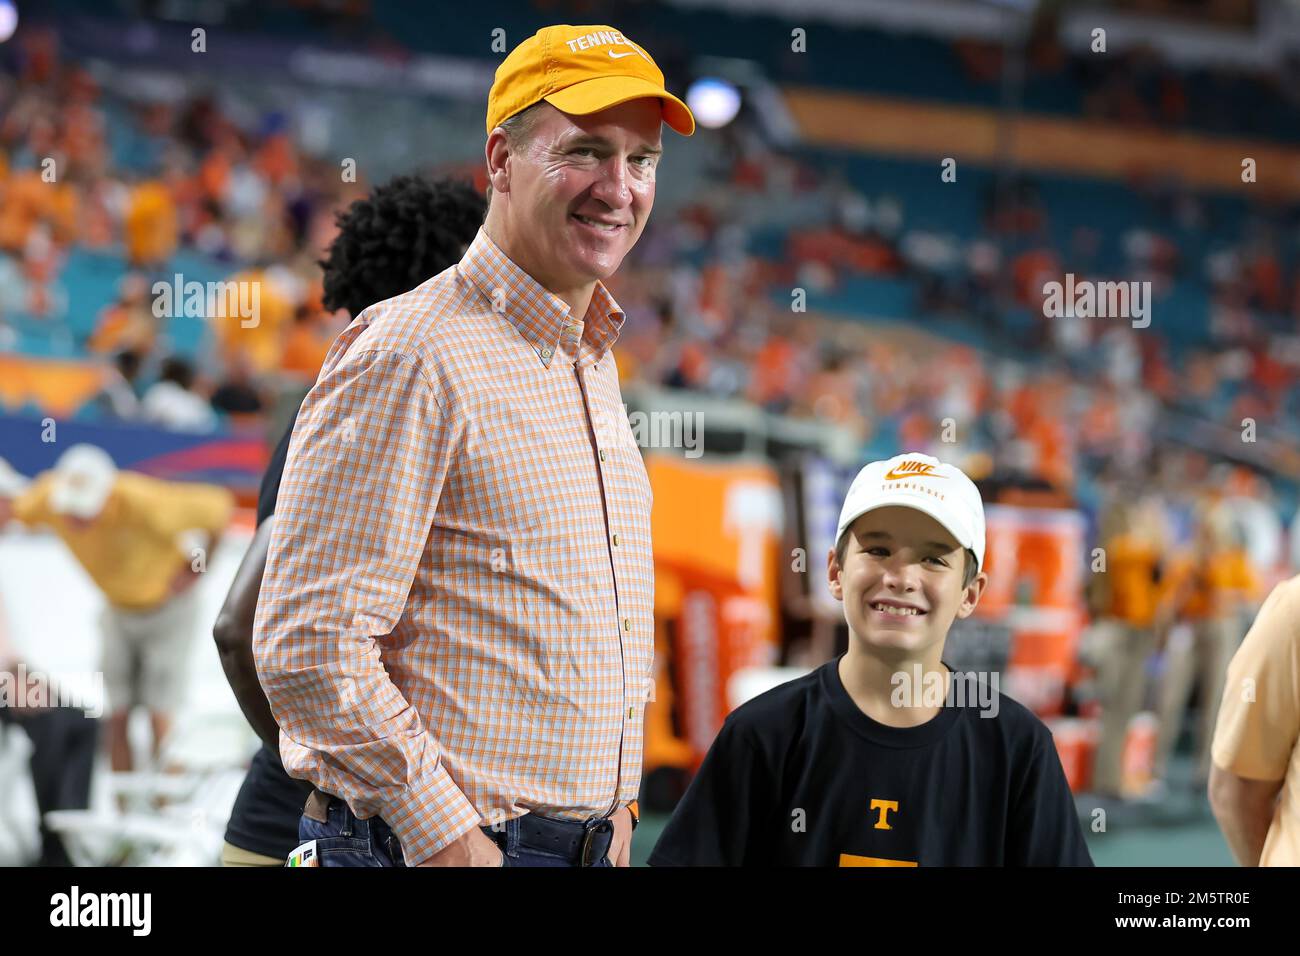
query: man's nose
590 157 633 209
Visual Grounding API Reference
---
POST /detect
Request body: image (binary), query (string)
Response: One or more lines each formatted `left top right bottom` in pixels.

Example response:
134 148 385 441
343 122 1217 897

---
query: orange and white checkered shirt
253 227 654 865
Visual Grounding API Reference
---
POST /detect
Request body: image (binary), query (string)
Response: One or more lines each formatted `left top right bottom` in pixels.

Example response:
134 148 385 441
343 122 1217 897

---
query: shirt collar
459 226 626 369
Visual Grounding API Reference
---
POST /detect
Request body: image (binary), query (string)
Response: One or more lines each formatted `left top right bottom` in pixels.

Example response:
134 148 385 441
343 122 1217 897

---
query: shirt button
623 618 631 632
612 533 620 547
599 449 607 462
627 706 634 720
541 348 552 359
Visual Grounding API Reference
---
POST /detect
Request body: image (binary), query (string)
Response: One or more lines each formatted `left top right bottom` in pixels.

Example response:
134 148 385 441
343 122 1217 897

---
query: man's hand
417 825 504 867
607 806 633 867
0 496 13 525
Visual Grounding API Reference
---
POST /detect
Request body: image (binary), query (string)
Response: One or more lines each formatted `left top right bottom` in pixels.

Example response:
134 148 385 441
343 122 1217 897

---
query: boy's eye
924 556 949 567
866 547 889 557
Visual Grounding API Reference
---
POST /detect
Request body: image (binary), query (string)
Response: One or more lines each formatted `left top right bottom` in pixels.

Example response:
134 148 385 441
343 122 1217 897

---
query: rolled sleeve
253 346 479 864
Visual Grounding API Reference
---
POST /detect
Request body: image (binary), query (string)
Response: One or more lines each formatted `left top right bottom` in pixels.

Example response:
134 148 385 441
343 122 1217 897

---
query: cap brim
838 496 978 567
545 75 695 136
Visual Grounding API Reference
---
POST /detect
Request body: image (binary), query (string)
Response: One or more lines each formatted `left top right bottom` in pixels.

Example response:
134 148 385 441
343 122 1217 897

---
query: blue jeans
297 795 406 867
298 797 613 867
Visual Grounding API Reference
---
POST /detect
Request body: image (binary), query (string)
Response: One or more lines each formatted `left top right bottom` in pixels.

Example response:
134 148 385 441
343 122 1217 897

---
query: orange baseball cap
487 24 695 137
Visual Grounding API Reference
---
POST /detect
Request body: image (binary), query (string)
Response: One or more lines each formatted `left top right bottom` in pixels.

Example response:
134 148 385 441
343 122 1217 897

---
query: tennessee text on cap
487 25 695 136
835 452 986 571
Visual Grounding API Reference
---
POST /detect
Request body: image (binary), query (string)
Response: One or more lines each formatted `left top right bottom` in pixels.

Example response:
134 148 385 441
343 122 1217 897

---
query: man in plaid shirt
254 23 694 867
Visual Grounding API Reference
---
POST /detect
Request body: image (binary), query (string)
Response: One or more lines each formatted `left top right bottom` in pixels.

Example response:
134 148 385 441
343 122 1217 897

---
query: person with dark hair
141 354 217 432
89 349 143 421
212 174 485 867
319 175 487 320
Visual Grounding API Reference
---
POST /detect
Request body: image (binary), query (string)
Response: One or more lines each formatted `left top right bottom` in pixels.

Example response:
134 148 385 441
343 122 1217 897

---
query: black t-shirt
224 406 314 861
648 658 1094 867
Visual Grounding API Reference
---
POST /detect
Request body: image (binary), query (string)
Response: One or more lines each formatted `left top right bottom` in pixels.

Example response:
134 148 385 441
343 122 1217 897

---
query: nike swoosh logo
608 50 639 59
884 466 943 481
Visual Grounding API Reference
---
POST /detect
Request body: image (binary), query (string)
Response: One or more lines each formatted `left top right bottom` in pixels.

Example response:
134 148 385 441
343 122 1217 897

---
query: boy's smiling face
828 506 987 658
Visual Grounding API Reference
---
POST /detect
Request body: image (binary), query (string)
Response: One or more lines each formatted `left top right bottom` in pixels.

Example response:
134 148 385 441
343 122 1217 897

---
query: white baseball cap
836 452 986 570
48 444 118 519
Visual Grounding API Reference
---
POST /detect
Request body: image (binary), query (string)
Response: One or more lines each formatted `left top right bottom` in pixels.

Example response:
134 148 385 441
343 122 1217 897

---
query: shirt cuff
380 763 482 866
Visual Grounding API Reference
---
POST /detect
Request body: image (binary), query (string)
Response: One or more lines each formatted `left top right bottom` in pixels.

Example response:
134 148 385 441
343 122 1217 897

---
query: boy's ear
955 571 988 620
827 547 844 602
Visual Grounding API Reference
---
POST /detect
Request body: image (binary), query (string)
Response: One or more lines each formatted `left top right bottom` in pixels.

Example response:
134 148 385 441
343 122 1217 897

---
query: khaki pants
100 586 200 714
221 841 285 867
1155 615 1240 780
1086 619 1157 796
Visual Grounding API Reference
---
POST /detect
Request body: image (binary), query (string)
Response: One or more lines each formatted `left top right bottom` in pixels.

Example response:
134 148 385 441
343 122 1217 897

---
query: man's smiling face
491 99 662 293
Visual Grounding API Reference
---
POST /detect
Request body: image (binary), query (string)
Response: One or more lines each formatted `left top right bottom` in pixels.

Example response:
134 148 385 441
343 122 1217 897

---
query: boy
648 453 1093 866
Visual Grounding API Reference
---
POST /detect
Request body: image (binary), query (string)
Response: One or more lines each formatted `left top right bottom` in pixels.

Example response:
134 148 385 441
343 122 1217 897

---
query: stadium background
2 0 1300 866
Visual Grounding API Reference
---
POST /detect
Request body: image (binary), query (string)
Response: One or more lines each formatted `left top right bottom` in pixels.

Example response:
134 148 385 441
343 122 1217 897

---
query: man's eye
572 148 597 157
633 156 655 168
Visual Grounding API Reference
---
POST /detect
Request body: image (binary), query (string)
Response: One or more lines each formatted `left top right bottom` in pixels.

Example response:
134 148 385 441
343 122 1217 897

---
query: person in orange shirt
277 303 336 383
123 178 178 268
1086 495 1168 797
87 273 157 357
1156 506 1259 784
212 266 295 376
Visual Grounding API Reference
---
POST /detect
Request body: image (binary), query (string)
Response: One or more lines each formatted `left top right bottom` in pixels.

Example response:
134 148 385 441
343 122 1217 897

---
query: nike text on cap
486 24 695 136
835 452 986 571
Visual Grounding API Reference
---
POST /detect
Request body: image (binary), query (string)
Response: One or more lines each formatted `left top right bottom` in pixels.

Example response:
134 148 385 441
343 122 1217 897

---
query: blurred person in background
88 348 144 422
140 354 218 432
1156 504 1260 786
0 461 99 866
213 174 486 867
0 444 233 773
208 350 266 424
87 272 157 358
1086 495 1169 798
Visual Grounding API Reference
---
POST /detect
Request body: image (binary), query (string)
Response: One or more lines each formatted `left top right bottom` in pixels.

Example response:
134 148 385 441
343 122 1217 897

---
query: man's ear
827 547 844 602
955 571 988 620
485 129 511 196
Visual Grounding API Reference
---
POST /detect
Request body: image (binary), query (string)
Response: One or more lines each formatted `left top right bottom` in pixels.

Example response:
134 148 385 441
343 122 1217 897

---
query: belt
484 812 615 867
306 790 615 867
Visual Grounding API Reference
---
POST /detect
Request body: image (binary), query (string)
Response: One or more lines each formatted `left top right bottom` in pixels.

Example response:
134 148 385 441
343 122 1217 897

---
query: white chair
0 723 40 865
43 709 258 866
